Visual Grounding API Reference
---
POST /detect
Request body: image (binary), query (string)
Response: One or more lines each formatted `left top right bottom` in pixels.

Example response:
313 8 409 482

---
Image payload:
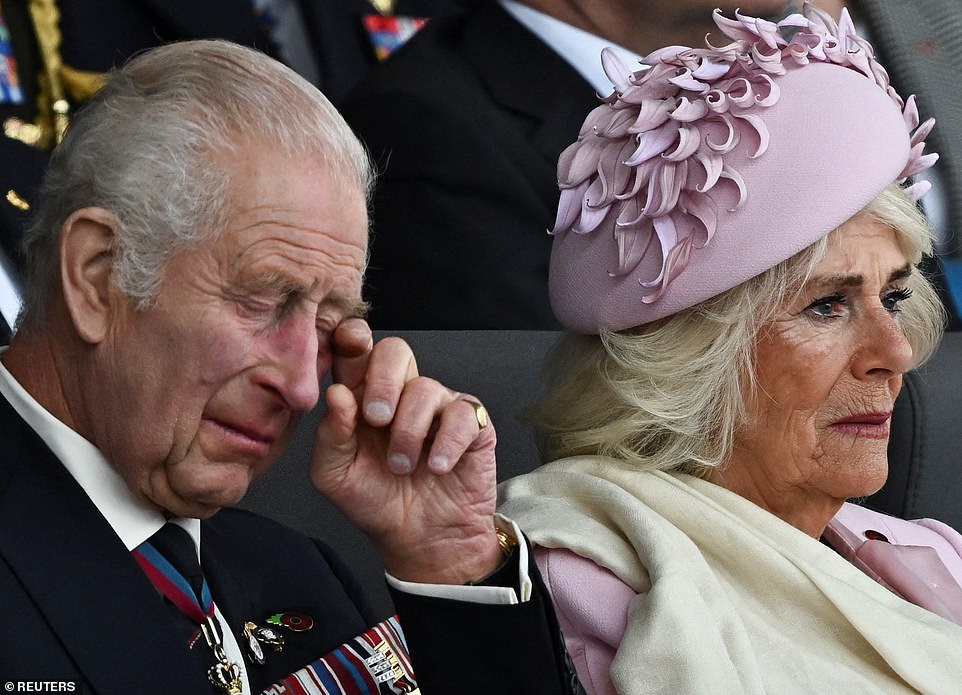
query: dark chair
239 329 962 617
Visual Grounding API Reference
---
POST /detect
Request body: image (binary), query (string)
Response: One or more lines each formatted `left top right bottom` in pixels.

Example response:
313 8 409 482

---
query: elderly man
0 40 575 694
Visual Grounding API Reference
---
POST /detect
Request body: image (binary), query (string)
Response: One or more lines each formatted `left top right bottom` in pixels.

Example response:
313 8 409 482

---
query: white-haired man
0 39 578 694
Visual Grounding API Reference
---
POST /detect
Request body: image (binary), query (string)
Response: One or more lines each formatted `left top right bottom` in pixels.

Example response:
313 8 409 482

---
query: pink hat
549 3 937 333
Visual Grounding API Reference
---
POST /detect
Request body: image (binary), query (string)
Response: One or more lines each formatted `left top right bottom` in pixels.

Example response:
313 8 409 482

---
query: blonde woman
500 5 962 694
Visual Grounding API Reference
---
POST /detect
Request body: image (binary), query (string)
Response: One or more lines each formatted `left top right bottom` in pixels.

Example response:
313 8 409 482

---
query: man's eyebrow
236 271 303 296
232 274 368 319
323 291 370 319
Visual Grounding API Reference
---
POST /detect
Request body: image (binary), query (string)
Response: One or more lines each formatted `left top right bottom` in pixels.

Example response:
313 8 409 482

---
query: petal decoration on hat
550 0 938 303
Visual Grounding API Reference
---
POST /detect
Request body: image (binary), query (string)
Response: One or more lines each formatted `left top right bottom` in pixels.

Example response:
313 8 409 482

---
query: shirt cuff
385 515 533 605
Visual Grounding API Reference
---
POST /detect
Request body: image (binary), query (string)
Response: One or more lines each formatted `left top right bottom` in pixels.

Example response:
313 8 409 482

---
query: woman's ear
59 207 120 344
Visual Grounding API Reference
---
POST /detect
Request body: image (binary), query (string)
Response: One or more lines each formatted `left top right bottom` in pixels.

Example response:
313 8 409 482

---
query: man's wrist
385 517 533 604
466 518 521 586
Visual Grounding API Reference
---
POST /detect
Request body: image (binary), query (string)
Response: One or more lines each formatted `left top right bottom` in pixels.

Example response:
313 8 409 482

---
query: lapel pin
267 611 314 632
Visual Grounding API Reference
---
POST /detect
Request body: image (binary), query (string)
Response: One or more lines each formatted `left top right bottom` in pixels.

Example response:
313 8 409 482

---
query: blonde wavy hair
529 184 946 477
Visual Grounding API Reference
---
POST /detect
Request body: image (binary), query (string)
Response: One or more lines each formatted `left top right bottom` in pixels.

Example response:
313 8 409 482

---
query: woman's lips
830 411 892 439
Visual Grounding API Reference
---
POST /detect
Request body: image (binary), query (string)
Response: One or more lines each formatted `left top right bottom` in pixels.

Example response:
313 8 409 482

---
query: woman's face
711 214 915 536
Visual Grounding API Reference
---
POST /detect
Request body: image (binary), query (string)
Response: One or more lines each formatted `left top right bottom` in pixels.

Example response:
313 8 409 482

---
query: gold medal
201 617 243 695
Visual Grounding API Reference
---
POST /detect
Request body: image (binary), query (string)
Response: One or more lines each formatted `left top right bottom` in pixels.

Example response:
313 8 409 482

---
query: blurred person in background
341 0 962 331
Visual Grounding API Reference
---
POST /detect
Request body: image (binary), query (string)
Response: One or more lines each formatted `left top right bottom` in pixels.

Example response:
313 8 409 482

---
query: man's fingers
386 385 495 476
310 383 360 492
357 337 419 427
383 376 450 474
330 318 374 388
425 398 497 474
332 322 422 429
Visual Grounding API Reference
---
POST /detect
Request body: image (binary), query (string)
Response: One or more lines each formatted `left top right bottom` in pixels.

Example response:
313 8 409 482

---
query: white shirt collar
498 0 643 96
0 351 240 688
0 350 194 550
0 249 22 331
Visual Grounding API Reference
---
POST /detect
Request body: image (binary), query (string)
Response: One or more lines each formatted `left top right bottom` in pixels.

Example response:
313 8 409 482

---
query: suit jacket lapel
0 399 205 695
459 2 600 164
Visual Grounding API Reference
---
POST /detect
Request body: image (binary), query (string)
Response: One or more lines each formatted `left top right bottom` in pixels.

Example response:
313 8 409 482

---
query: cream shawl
498 456 962 694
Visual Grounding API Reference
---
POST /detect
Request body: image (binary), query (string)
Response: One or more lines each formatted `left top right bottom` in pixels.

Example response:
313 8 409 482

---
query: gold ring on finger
466 401 489 430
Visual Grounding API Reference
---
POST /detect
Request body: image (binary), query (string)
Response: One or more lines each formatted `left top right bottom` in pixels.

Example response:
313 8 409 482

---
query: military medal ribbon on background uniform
0 2 25 105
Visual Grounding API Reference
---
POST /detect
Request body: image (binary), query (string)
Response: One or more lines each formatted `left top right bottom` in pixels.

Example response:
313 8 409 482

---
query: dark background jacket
339 0 599 329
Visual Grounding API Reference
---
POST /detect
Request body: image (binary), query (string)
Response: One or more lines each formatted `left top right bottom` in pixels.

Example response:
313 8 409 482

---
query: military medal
260 616 420 694
242 620 285 665
201 616 243 695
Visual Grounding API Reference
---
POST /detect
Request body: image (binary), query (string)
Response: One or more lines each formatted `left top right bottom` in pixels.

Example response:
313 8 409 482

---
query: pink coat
535 503 962 695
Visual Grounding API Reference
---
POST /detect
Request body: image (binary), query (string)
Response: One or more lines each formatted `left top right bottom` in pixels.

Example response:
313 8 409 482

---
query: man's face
88 146 368 518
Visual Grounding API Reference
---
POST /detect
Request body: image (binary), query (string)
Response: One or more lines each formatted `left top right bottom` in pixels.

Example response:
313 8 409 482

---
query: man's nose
260 314 322 411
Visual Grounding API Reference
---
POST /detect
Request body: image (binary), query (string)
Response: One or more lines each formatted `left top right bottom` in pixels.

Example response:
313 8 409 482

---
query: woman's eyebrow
807 264 913 290
888 264 913 283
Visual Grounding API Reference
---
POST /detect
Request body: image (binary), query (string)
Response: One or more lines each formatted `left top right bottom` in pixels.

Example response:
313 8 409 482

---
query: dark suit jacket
58 0 458 105
339 0 599 329
0 395 575 693
0 135 47 266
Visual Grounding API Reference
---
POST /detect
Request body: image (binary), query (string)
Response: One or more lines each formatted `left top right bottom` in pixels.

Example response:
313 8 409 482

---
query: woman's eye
882 287 913 312
805 294 846 319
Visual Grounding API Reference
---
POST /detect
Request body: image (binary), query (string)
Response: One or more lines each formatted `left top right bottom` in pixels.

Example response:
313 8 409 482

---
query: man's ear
60 207 121 344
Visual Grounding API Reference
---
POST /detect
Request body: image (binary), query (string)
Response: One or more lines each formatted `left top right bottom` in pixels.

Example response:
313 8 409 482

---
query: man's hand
310 319 504 584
